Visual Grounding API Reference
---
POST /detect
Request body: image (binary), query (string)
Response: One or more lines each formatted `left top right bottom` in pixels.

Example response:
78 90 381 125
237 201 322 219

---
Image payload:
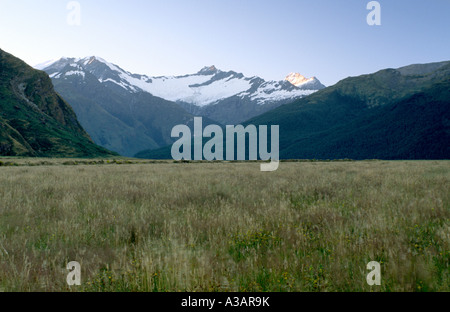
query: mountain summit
285 73 324 89
198 65 219 75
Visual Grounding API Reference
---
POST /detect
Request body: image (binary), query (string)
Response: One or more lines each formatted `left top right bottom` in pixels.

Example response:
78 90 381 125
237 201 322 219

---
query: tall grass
0 160 448 292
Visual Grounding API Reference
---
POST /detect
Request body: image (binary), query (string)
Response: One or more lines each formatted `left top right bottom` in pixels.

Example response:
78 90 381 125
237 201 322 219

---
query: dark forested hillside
0 49 115 157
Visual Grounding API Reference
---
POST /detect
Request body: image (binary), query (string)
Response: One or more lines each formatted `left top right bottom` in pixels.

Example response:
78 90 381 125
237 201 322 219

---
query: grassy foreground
0 160 448 292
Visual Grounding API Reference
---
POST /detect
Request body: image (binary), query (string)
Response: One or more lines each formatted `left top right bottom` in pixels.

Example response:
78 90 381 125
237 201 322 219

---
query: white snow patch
250 83 315 104
99 78 136 91
181 77 251 106
65 70 85 78
95 57 123 73
117 73 252 106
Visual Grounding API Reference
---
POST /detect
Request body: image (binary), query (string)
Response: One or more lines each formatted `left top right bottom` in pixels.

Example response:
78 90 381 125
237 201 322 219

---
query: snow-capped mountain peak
37 57 325 108
285 72 325 90
286 73 312 86
198 65 220 75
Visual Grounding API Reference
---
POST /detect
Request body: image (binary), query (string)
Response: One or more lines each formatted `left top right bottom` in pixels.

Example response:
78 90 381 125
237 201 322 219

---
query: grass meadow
0 159 448 292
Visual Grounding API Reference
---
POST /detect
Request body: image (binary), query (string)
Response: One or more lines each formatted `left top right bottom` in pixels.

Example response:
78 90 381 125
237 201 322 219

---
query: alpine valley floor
0 159 448 291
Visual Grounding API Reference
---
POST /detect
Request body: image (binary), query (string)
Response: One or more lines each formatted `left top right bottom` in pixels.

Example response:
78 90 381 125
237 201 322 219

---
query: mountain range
0 48 115 157
137 61 450 160
2 47 448 160
36 56 324 156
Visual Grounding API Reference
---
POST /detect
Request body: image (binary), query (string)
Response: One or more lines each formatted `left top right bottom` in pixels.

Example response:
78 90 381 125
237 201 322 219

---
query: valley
1 0 449 298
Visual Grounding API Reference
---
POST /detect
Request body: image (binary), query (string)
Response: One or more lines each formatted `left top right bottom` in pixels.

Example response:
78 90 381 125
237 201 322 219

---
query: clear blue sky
1 0 449 86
